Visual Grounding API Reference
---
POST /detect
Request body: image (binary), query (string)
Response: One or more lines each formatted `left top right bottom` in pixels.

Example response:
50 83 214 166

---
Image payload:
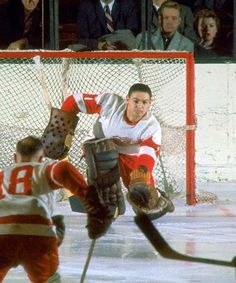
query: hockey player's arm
135 136 160 173
61 94 101 114
46 160 89 199
47 160 114 239
129 134 160 201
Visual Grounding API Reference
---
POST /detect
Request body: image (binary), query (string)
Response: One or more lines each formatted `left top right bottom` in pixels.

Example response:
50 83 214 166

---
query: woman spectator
194 9 222 58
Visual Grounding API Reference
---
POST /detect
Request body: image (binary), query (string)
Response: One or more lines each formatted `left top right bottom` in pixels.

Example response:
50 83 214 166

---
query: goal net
0 50 196 204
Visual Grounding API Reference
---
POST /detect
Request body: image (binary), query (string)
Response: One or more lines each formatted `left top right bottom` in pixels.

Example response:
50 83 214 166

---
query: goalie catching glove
127 166 175 220
41 108 79 160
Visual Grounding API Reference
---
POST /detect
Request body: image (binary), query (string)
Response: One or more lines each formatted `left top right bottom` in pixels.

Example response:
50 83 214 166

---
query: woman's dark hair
128 83 152 98
16 136 43 156
194 9 220 38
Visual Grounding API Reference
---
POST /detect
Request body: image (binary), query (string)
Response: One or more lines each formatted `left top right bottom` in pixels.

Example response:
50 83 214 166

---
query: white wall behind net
195 63 236 183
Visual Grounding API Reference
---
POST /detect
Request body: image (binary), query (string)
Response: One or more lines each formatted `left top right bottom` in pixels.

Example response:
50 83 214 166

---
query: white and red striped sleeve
136 136 161 172
135 117 161 173
61 93 101 114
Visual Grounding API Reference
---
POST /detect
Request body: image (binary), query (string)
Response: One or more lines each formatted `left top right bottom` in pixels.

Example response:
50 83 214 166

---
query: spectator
194 9 226 58
193 0 233 56
0 0 46 50
152 0 196 42
72 0 139 51
136 1 194 52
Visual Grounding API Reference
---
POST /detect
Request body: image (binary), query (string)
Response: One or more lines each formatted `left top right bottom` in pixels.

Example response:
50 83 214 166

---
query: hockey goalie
42 83 174 220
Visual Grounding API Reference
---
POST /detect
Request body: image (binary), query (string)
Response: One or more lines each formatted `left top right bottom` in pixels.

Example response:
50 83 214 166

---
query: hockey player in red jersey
0 136 113 282
59 83 174 219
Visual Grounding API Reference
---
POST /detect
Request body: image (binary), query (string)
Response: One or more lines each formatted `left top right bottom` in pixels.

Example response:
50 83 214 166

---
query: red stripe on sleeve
61 95 80 113
135 154 155 172
140 136 160 154
61 94 101 114
83 94 101 114
46 161 89 199
136 136 160 171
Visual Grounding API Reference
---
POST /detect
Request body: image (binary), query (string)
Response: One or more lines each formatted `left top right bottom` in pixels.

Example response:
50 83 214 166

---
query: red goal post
0 50 196 205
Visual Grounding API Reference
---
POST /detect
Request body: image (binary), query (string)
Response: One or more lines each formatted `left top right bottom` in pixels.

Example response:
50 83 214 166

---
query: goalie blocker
41 108 79 160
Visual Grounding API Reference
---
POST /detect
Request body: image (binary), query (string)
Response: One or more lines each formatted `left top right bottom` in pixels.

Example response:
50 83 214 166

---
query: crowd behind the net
0 0 233 58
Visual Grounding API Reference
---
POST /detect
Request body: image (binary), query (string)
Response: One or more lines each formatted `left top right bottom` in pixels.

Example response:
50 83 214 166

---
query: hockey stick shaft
135 215 236 268
33 55 52 110
80 239 96 283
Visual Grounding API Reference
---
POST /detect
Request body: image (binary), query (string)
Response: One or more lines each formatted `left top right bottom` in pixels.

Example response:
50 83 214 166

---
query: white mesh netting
0 51 195 202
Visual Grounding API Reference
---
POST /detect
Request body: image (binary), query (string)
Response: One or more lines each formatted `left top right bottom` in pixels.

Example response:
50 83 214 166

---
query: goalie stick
135 214 236 268
80 239 96 283
33 55 52 110
69 194 126 216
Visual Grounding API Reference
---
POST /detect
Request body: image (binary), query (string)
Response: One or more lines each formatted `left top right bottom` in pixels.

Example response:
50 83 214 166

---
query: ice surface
4 183 236 283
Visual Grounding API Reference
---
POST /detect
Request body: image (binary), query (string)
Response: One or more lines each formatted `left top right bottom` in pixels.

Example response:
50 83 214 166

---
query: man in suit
0 0 49 50
136 1 194 52
152 0 196 42
75 0 140 50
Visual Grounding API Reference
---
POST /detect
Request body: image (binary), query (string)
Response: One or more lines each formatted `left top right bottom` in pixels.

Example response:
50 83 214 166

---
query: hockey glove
52 215 65 246
128 166 152 209
128 167 175 219
82 186 113 240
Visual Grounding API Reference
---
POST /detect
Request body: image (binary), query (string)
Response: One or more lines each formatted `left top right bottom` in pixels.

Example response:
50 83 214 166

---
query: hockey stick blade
135 214 236 268
69 195 86 213
69 195 126 215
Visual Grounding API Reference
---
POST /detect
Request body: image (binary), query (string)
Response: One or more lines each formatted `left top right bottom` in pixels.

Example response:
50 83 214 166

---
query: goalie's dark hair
16 136 44 156
128 83 152 98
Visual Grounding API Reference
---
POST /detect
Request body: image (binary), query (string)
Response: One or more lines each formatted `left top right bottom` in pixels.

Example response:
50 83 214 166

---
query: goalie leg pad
41 108 79 159
83 138 120 187
83 138 125 217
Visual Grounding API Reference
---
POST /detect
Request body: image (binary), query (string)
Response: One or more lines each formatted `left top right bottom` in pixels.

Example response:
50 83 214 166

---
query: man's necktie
104 5 114 33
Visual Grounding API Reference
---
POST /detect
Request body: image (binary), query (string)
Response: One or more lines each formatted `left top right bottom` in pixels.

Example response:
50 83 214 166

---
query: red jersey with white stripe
62 93 161 173
0 160 88 237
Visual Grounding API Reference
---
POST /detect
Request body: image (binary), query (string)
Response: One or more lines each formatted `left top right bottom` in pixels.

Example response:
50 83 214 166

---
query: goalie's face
126 91 152 123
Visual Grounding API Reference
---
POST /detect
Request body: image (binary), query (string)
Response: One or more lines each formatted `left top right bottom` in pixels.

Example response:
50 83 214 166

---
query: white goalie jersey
62 92 162 170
